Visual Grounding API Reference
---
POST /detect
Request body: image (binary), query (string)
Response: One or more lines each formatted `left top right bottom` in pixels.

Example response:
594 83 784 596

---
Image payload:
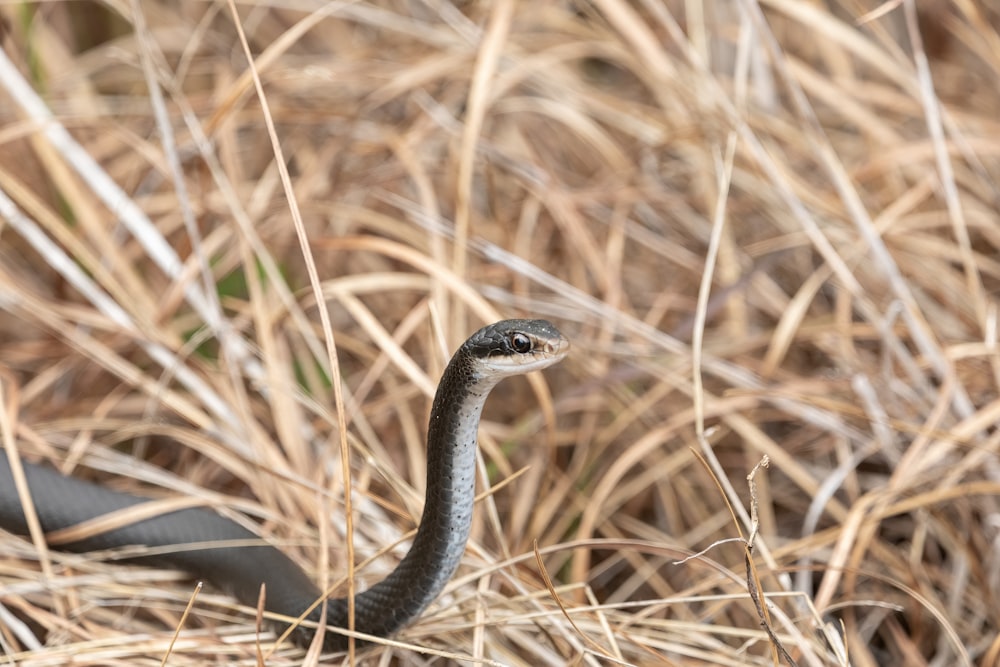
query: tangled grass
1 1 999 665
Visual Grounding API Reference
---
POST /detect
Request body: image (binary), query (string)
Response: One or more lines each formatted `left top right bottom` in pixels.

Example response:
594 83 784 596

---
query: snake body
0 319 568 652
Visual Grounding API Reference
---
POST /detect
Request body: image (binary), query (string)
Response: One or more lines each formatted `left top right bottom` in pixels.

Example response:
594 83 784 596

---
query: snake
0 319 569 652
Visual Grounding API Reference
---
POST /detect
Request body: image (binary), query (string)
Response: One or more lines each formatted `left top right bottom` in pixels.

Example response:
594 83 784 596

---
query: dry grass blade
0 0 998 665
531 540 621 663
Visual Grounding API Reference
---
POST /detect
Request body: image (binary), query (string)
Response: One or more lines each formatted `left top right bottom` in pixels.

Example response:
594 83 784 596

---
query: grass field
1 1 999 665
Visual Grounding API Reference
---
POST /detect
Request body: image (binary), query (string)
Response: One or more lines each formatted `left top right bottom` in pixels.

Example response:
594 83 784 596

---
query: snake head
465 319 570 376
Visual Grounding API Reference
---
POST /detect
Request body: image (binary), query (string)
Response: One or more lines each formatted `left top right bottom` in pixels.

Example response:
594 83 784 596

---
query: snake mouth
488 344 567 374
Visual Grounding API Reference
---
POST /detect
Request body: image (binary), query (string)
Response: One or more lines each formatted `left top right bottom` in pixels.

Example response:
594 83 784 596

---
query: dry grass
1 0 999 664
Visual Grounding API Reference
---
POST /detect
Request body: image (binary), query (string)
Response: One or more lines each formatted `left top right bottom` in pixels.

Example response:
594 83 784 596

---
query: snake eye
510 332 532 353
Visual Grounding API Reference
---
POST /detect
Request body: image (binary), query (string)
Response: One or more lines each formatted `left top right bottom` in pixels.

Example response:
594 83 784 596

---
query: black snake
0 319 569 652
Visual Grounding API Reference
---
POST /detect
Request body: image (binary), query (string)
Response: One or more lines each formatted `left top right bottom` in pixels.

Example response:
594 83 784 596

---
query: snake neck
323 349 500 643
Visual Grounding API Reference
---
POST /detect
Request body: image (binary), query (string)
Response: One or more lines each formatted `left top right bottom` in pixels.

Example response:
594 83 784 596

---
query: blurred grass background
1 0 999 665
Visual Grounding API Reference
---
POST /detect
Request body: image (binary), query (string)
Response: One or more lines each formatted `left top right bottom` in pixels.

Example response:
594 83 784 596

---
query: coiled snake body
0 319 569 652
